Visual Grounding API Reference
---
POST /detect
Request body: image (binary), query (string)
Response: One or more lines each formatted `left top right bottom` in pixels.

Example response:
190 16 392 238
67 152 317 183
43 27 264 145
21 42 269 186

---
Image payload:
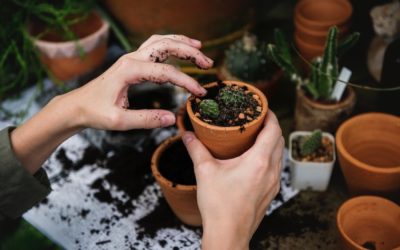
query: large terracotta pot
337 196 400 250
294 34 325 63
30 12 109 81
294 87 356 133
186 81 268 159
336 113 400 197
151 135 201 226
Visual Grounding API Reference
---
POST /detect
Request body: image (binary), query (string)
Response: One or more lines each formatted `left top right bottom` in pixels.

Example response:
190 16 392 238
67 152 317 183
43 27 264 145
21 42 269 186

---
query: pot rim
336 112 400 172
295 0 352 27
151 135 197 191
289 131 336 165
296 87 356 110
336 195 400 250
186 80 268 132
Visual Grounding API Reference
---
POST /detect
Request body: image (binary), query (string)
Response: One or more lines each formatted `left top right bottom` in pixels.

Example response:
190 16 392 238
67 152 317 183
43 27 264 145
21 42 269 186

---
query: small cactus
300 130 323 157
225 33 270 81
218 86 247 108
199 99 220 119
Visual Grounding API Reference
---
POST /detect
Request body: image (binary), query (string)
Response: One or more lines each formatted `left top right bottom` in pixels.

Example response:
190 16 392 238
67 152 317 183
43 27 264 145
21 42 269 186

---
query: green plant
218 86 247 108
267 27 360 101
225 33 272 81
300 130 322 157
199 99 220 119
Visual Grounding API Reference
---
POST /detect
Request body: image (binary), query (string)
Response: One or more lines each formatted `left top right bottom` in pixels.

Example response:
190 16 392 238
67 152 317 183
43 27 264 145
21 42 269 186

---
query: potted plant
151 135 201 226
218 33 282 97
267 27 360 132
289 129 335 191
186 80 268 159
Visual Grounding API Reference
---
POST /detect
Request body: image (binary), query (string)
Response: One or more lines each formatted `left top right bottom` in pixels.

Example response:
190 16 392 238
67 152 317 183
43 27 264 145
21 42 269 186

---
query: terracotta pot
295 0 352 33
151 135 201 226
336 113 400 197
186 81 268 159
294 33 325 63
337 196 400 250
217 61 283 99
294 21 349 47
30 12 109 81
294 87 356 133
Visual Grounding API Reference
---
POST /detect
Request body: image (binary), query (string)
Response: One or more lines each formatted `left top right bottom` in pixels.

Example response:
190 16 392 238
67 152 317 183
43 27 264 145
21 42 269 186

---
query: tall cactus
300 130 322 157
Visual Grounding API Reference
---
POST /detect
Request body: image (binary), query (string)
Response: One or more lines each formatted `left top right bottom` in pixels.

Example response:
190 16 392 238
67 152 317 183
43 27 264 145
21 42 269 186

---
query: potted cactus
218 33 282 97
186 80 268 159
267 27 360 132
289 129 336 191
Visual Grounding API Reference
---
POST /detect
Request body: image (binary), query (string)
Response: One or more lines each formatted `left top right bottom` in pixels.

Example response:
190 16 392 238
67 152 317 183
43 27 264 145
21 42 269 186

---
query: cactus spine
199 99 220 119
300 130 322 157
218 86 247 108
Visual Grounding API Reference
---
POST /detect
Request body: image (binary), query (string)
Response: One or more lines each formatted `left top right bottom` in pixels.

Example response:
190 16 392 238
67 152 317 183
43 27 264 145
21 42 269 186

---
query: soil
292 135 334 162
158 140 196 186
303 86 350 104
362 241 376 250
191 81 262 127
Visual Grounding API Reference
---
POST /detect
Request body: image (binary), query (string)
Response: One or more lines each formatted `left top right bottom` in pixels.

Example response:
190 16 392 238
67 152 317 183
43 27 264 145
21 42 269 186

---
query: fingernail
182 132 195 145
198 87 207 96
160 114 175 127
190 39 201 47
205 57 214 65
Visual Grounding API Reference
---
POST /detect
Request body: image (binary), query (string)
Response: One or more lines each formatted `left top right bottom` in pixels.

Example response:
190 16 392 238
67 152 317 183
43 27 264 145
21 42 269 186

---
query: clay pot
337 196 400 250
151 135 201 226
294 87 356 133
295 22 349 47
336 113 400 197
186 81 268 159
30 12 109 81
294 34 325 63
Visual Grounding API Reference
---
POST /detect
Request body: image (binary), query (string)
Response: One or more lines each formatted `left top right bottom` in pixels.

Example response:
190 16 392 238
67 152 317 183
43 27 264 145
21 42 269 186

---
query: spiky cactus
225 34 270 81
267 27 360 101
218 86 247 108
300 130 322 156
199 99 220 119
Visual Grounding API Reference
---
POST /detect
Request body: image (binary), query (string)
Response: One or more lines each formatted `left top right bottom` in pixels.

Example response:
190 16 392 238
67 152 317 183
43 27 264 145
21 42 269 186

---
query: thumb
182 132 214 170
117 109 176 130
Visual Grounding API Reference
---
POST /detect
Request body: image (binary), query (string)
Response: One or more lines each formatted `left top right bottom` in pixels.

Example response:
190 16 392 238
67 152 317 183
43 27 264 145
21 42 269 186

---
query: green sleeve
0 127 51 220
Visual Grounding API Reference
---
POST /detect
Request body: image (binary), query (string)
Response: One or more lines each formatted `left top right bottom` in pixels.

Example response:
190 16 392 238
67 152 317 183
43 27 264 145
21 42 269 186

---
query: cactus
300 130 323 157
267 27 360 101
218 86 247 108
199 99 220 119
225 34 270 81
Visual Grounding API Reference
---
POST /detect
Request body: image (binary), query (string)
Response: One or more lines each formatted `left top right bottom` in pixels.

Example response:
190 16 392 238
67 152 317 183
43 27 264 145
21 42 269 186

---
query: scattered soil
362 241 376 250
292 136 334 162
158 140 196 186
191 81 262 127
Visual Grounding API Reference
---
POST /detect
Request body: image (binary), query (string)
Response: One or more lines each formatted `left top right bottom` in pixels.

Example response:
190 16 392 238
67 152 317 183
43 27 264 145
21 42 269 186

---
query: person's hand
60 34 213 131
183 111 284 250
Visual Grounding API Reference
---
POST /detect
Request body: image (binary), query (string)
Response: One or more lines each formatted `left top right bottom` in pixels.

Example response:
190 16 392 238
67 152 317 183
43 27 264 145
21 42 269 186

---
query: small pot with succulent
267 27 360 132
186 80 268 159
218 33 282 97
289 129 336 191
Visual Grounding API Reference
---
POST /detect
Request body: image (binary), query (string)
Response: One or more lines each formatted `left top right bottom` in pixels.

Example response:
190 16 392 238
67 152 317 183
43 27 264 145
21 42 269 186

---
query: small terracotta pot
337 196 400 250
295 0 352 32
151 135 201 226
294 87 356 133
336 113 400 197
294 34 325 63
30 12 109 81
186 81 268 159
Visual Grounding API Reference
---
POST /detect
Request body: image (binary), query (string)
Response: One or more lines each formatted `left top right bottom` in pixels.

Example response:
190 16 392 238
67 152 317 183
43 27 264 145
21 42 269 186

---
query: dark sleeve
0 127 51 220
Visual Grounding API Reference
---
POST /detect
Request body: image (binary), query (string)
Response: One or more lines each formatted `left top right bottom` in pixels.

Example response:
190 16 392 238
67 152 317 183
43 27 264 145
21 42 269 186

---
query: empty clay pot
151 135 201 226
294 21 349 47
30 12 109 81
295 33 326 62
294 87 356 132
186 81 268 159
336 113 400 197
337 196 400 250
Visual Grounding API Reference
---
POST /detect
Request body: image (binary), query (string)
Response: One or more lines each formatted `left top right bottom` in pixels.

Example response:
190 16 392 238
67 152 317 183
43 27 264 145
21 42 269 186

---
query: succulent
267 27 360 101
218 86 247 108
300 130 322 157
225 33 270 81
199 99 220 119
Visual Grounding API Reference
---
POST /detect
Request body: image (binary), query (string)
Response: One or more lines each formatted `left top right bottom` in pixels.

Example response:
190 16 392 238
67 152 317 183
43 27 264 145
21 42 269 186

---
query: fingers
138 34 202 50
116 58 207 96
182 131 214 168
110 108 176 130
131 38 213 69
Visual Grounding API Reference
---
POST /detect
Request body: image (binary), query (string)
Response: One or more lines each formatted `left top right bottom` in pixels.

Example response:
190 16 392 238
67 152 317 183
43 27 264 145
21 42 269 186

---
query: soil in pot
190 81 262 127
292 134 334 163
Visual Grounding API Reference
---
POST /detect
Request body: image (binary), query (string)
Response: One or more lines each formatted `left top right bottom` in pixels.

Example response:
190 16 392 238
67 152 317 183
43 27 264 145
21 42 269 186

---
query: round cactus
199 99 220 119
218 86 247 108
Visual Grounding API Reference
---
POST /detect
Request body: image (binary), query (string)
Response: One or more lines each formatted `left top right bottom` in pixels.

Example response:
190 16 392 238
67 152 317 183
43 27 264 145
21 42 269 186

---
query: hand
183 111 284 250
11 34 213 174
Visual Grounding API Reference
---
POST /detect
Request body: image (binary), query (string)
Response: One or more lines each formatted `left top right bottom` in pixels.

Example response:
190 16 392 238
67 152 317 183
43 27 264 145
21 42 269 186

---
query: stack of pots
294 0 353 63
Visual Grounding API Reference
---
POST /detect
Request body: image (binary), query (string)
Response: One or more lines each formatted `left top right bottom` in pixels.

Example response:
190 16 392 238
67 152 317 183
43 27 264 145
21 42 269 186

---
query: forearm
10 94 82 174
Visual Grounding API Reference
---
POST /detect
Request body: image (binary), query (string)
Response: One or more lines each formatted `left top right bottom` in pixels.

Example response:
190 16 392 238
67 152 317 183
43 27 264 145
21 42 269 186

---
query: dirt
291 136 334 163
